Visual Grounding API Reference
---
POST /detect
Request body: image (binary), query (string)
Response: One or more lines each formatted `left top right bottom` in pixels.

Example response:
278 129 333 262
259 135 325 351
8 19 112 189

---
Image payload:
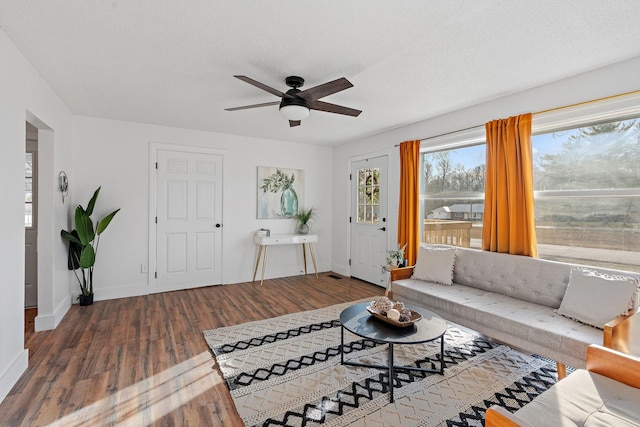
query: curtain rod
394 89 640 146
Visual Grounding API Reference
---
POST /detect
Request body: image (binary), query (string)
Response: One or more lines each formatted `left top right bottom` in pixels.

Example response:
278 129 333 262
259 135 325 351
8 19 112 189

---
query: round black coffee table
339 302 447 403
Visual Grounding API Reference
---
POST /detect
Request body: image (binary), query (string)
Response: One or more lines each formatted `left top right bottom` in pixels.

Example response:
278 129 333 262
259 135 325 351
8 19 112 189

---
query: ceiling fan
225 75 362 127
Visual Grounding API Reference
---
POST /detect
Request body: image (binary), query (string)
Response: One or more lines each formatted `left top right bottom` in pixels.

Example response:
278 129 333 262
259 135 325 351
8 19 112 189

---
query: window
419 94 640 272
532 119 639 271
356 167 380 223
25 152 33 228
421 145 485 249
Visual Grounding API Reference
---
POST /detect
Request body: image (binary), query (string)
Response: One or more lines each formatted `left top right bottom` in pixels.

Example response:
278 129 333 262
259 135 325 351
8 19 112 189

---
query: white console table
253 234 318 286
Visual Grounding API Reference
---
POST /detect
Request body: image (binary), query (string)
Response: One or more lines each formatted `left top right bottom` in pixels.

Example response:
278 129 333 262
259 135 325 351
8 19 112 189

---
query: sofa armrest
586 344 640 389
485 406 533 427
603 307 640 353
390 266 413 282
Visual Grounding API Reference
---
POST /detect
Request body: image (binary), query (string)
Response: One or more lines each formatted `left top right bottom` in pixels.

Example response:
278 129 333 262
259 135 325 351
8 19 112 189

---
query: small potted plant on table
293 207 317 234
382 244 407 271
382 244 407 299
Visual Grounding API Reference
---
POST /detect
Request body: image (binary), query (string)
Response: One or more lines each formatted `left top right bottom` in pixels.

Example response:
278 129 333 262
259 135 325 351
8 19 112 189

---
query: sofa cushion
557 267 639 329
471 293 601 362
411 246 456 285
515 369 640 427
452 247 570 308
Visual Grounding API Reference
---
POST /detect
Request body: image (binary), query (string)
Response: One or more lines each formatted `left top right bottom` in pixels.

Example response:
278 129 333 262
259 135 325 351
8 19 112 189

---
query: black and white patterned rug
203 300 558 427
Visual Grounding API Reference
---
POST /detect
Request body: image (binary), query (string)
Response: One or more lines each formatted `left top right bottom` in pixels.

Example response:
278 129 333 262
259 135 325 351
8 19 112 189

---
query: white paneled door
350 156 388 287
155 149 222 292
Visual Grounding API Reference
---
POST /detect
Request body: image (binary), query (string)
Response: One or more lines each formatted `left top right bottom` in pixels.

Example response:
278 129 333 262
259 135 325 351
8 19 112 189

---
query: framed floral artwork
257 167 304 219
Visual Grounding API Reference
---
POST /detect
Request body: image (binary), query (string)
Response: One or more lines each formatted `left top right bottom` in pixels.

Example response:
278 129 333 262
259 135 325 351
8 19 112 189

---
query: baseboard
224 270 258 285
149 280 220 294
91 283 149 302
35 296 71 331
225 267 325 285
36 284 148 330
330 263 350 277
0 349 28 404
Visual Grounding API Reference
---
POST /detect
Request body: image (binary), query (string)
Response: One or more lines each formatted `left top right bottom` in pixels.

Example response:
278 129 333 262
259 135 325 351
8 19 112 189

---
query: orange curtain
398 140 421 266
482 113 538 257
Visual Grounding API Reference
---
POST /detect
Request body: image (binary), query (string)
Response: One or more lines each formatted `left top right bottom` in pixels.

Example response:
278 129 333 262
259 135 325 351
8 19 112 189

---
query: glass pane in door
25 153 33 228
357 167 380 224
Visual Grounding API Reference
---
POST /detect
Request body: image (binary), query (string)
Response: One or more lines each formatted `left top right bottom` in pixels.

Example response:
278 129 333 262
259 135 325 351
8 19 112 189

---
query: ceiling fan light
279 104 310 121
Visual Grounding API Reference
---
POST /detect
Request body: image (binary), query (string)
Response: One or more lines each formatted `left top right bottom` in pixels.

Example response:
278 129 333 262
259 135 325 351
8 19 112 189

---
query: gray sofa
391 245 640 369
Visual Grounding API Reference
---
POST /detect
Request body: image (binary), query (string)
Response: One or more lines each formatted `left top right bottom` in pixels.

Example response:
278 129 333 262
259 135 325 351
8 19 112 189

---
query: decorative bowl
366 306 422 327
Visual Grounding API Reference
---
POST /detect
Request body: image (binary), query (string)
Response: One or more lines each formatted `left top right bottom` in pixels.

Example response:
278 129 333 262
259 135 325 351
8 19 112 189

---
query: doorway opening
24 112 55 333
25 122 38 338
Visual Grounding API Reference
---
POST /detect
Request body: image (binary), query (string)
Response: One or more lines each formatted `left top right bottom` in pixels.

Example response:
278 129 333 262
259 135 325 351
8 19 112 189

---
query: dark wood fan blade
297 78 353 101
234 75 292 98
225 101 280 111
308 100 362 117
289 120 301 127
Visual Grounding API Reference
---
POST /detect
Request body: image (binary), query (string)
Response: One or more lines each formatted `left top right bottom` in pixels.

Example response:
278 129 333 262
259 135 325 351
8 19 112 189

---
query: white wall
0 30 73 403
72 116 333 299
331 55 640 275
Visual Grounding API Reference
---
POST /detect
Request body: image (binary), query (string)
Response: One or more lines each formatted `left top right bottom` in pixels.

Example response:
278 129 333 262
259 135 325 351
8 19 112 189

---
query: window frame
418 92 640 259
420 91 640 198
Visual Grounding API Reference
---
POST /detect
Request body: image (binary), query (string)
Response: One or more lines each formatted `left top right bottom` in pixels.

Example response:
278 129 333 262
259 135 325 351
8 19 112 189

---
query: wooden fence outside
423 220 472 247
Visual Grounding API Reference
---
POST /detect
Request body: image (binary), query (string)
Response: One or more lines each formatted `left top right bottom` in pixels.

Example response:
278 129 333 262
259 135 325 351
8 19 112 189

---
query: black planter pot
78 294 94 306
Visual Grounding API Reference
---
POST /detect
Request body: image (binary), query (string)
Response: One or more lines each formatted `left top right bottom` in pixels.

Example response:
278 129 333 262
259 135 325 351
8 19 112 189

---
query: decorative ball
371 297 393 315
399 308 412 322
393 301 405 311
370 297 384 312
386 308 400 321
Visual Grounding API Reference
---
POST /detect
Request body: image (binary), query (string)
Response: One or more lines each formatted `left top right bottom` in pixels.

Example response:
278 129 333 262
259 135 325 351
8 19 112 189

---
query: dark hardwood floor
1 273 380 426
23 308 37 344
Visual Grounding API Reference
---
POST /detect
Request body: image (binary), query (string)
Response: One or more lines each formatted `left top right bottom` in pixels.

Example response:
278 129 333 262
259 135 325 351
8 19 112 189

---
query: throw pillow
556 267 639 329
411 246 456 285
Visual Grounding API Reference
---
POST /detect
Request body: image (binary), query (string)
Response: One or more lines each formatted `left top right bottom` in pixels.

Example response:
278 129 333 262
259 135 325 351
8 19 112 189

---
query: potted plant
60 187 120 305
293 207 317 234
382 243 407 272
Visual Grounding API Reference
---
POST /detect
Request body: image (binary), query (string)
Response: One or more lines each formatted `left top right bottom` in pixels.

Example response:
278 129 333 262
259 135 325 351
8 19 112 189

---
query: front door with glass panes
25 137 38 308
350 156 388 286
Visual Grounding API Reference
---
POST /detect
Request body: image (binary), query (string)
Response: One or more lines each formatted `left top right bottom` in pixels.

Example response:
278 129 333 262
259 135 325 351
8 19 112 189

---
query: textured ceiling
2 1 640 146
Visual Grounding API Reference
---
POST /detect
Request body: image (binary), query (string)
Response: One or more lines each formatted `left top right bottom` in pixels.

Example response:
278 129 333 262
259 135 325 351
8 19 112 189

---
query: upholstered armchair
485 339 640 426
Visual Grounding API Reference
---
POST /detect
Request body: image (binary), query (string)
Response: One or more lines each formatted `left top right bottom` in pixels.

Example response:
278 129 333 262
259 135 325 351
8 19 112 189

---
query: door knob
216 223 222 228
378 227 386 231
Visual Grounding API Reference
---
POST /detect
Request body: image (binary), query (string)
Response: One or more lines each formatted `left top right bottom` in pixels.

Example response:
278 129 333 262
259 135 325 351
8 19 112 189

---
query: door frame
25 112 58 331
148 142 226 292
347 148 397 278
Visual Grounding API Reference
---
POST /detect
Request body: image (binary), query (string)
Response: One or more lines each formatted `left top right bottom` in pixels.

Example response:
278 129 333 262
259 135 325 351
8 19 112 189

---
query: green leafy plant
293 207 317 233
60 187 120 297
381 243 407 272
